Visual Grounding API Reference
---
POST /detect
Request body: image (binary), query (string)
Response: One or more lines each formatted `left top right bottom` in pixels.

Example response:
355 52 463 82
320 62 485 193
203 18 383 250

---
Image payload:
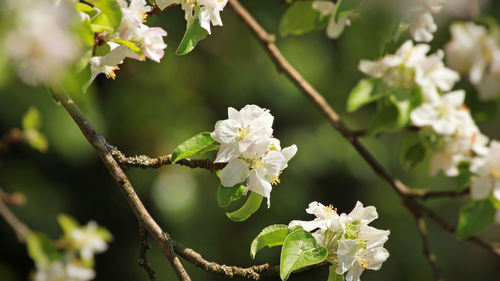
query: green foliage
250 224 290 259
327 265 345 281
280 229 328 281
454 162 475 191
368 97 409 135
333 0 362 21
22 107 42 131
57 214 79 236
279 1 329 37
401 142 426 169
26 232 61 267
96 227 113 241
176 15 208 56
226 192 263 222
217 183 247 207
457 198 496 238
171 132 217 163
346 78 387 112
88 0 123 32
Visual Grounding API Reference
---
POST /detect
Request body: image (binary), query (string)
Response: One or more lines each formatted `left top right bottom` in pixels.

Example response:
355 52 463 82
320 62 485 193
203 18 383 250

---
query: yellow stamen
491 168 500 179
106 66 120 80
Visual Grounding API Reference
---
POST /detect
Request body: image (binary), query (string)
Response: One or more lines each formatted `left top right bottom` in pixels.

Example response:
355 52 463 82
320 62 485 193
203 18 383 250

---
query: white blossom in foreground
212 105 297 207
409 0 445 42
70 221 109 260
3 0 80 85
156 0 228 34
410 90 472 135
445 22 500 101
34 260 95 281
312 1 351 39
470 141 500 201
289 201 390 281
359 40 459 101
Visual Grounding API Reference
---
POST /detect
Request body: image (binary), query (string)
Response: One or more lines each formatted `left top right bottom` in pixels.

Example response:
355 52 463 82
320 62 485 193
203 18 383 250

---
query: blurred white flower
34 260 95 281
409 0 445 42
118 0 152 40
3 0 80 85
70 221 108 260
156 0 228 34
470 141 500 201
312 1 351 39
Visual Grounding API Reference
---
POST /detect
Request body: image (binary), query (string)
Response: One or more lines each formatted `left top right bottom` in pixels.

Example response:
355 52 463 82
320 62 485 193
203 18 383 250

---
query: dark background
0 0 499 280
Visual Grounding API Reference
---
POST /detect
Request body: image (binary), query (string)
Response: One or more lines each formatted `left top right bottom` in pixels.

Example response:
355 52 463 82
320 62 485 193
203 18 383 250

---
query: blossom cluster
289 201 390 281
359 40 459 103
211 105 297 207
2 0 81 85
156 0 228 34
446 22 500 101
33 218 111 281
89 0 167 83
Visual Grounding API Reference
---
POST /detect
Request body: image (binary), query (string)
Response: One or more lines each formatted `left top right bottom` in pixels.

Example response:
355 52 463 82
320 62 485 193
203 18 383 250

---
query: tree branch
139 225 156 281
0 187 30 243
107 144 225 171
227 0 499 260
414 216 442 281
51 90 192 281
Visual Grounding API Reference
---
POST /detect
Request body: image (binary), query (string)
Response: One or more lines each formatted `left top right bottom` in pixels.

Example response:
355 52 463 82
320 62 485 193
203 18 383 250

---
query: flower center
251 158 264 170
490 168 500 179
236 126 250 141
438 104 451 118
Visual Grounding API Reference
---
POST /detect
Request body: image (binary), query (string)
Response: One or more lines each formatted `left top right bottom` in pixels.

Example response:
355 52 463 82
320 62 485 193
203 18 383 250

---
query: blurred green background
1 0 500 280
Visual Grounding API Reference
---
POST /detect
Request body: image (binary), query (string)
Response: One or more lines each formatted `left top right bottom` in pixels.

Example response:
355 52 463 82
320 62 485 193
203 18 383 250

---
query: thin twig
227 0 498 258
414 216 443 281
108 144 225 171
51 90 192 281
139 225 156 281
0 128 26 152
0 187 30 243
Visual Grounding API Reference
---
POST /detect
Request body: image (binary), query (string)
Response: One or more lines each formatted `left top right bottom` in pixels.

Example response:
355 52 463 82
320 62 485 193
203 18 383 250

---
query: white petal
156 0 179 10
214 143 239 163
211 119 240 144
281 145 298 162
471 176 493 200
247 170 273 207
218 159 250 187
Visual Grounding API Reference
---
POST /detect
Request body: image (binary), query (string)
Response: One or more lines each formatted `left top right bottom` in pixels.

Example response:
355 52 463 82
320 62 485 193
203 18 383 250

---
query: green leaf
368 96 411 135
226 192 263 222
88 0 122 31
280 229 328 281
94 44 111 57
279 1 329 37
76 2 98 18
110 39 145 60
96 227 113 242
22 107 42 131
401 142 426 169
327 265 345 281
171 132 217 163
250 224 290 259
346 78 387 112
176 16 208 56
333 0 362 21
57 214 79 236
457 198 496 238
454 162 475 191
24 130 49 153
217 183 247 207
26 232 61 267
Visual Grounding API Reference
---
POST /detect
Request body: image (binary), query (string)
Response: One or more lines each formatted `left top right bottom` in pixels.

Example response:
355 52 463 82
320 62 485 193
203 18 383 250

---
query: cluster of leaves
22 107 49 153
251 224 338 281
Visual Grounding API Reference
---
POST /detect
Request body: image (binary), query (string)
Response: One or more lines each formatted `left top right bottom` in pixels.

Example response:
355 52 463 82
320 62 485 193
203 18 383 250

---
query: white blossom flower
288 201 389 281
70 221 108 260
118 0 151 40
137 25 168 62
312 1 351 39
156 0 228 34
470 141 500 201
218 141 297 207
88 42 130 83
410 90 472 135
3 0 80 85
211 105 274 163
34 260 95 281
